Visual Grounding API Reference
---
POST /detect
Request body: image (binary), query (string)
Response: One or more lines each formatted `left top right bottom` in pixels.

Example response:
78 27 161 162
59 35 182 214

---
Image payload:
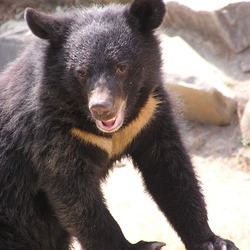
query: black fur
0 0 238 249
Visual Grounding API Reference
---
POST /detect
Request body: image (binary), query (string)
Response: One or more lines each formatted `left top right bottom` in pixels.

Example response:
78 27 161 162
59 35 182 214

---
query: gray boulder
0 20 30 71
165 1 250 53
161 35 236 125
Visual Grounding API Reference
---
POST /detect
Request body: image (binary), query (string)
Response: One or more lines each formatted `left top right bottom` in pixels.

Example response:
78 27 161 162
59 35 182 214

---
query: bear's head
25 0 166 133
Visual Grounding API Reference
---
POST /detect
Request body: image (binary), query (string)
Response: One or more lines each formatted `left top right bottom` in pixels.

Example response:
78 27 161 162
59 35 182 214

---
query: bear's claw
132 240 166 250
197 236 239 250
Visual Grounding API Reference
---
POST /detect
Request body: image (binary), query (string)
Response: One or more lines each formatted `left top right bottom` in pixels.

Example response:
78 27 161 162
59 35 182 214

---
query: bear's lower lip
95 103 125 133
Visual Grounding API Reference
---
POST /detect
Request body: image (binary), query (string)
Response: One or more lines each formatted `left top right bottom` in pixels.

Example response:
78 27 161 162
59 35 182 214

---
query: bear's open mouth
95 103 125 133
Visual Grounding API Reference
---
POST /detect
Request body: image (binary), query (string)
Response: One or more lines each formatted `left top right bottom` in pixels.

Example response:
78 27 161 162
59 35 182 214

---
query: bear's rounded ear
129 0 166 31
25 8 67 42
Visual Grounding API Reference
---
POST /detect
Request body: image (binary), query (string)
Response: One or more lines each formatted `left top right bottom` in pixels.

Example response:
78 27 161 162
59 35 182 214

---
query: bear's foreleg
130 101 238 250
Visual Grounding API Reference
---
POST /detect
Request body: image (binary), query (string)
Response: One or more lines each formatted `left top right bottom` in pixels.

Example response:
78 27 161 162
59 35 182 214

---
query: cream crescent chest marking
71 95 160 158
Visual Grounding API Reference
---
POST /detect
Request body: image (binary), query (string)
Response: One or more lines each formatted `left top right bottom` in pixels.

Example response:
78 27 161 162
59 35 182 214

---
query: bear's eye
115 64 128 76
76 67 88 81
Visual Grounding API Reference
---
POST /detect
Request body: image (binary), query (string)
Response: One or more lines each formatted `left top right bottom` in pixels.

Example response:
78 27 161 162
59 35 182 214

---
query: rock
161 35 236 125
0 20 30 71
240 99 250 145
165 1 250 53
167 83 236 125
239 59 250 73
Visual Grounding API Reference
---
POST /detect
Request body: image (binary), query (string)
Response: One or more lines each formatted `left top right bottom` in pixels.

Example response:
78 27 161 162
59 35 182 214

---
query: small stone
240 60 250 73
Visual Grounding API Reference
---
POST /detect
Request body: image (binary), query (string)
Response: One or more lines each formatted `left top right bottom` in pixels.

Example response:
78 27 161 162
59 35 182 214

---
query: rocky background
0 1 249 249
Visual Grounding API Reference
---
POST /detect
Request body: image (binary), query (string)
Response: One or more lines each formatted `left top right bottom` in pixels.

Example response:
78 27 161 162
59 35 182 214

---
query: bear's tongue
101 117 116 128
97 116 120 132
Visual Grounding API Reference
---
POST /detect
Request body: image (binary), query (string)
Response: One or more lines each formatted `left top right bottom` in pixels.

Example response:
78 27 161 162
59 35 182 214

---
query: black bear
0 0 239 249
